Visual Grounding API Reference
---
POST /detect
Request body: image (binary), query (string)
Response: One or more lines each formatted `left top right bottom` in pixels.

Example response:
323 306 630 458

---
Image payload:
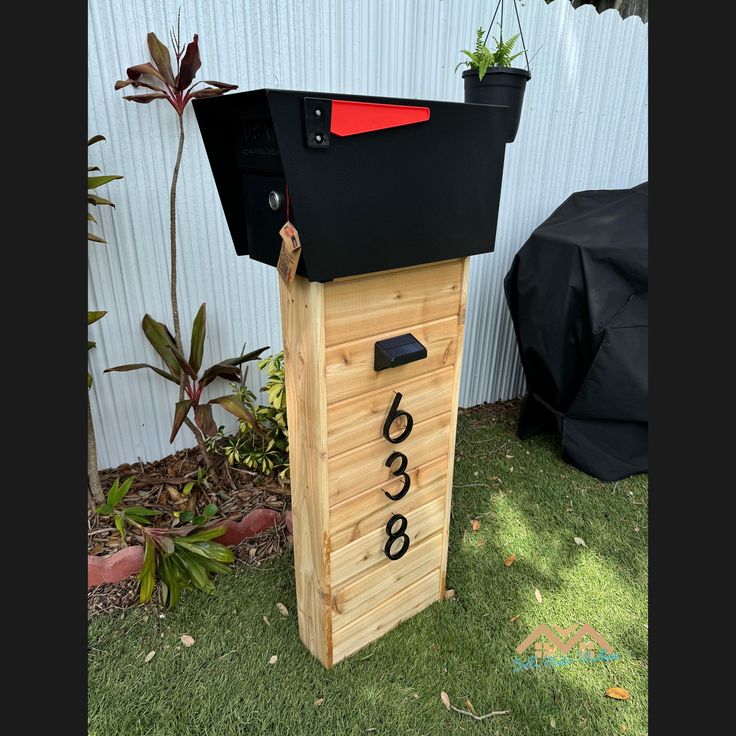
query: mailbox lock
268 190 283 211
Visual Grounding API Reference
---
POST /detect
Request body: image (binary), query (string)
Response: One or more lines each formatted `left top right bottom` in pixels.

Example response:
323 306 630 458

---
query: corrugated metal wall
88 0 648 468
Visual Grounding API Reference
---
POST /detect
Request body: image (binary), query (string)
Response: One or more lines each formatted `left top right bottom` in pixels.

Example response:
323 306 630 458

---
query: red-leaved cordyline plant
114 11 236 367
113 13 241 466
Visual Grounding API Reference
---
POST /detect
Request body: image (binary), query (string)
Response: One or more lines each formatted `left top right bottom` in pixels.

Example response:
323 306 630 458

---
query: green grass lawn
88 401 648 736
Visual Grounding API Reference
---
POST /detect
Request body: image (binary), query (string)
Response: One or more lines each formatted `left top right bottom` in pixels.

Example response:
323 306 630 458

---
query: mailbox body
193 88 509 281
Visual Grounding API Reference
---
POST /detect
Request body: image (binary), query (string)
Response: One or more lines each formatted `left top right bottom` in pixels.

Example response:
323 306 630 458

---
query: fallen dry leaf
180 634 195 647
620 724 627 733
605 687 631 701
573 537 587 547
465 699 477 715
503 553 517 567
276 603 289 617
444 588 456 600
440 691 451 711
510 614 521 623
471 519 481 531
550 717 556 728
144 650 156 663
534 589 543 604
634 526 640 532
263 616 270 626
314 698 324 707
268 654 278 665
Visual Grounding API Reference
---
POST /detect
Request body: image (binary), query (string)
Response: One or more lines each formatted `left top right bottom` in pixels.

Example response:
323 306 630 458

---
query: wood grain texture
330 456 447 537
278 275 332 667
330 495 446 586
332 532 443 632
323 260 463 346
325 316 459 404
438 257 470 596
330 463 447 551
331 569 441 664
328 413 452 505
326 367 454 456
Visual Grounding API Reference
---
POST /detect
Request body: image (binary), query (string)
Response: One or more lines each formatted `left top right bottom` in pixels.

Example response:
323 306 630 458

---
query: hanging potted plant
456 25 531 143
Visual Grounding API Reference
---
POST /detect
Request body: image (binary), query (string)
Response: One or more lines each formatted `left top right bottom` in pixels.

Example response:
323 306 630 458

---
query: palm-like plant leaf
170 399 194 442
189 303 206 372
142 315 181 378
104 363 179 384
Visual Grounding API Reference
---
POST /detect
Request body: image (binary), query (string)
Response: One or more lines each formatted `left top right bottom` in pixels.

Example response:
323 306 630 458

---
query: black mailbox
193 88 510 282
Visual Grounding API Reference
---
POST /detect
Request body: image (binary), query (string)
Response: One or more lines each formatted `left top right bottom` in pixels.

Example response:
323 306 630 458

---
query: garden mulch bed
87 446 292 618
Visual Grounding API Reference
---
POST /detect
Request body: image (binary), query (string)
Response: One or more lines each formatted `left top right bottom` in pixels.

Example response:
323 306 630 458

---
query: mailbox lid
194 88 509 282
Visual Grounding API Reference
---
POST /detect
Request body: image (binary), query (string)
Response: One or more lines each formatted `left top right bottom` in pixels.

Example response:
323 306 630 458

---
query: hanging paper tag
277 221 302 287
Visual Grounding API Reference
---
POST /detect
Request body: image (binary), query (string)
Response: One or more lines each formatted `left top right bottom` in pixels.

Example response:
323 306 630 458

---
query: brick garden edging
88 509 293 588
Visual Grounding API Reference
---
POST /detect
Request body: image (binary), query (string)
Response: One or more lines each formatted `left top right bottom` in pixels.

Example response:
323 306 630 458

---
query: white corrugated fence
88 0 647 467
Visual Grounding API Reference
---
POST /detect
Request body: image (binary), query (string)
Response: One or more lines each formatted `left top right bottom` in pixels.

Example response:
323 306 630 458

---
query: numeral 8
384 514 410 560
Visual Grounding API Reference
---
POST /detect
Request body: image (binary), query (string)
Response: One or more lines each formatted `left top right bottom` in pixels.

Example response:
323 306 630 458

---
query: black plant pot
462 67 531 143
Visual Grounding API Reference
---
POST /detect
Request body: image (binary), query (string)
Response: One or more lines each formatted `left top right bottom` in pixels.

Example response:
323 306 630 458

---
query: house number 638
382 392 413 559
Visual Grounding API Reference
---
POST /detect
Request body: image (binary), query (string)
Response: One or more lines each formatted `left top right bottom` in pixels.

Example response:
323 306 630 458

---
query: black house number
382 392 413 559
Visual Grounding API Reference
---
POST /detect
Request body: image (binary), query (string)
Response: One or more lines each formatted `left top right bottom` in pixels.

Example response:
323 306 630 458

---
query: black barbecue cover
504 182 648 481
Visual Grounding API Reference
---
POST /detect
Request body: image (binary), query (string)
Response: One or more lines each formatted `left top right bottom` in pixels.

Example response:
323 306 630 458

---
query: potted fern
456 26 530 143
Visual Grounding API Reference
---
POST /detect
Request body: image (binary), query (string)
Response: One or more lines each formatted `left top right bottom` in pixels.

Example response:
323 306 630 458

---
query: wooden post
279 257 469 667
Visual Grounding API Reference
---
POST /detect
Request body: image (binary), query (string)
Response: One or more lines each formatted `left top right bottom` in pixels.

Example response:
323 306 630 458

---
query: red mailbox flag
330 100 430 137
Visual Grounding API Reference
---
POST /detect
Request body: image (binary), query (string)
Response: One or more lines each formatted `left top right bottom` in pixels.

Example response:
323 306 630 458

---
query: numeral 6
383 392 413 443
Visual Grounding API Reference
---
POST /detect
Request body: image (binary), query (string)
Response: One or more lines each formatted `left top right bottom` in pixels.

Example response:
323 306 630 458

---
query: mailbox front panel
194 89 509 281
279 258 468 666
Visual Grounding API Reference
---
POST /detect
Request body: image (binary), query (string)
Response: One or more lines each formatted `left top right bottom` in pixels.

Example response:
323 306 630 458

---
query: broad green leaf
174 549 211 591
88 175 123 189
88 373 93 389
180 510 194 523
194 404 217 436
192 515 206 526
88 310 107 325
220 346 270 367
122 506 159 516
88 340 96 350
182 481 194 496
146 32 175 86
105 479 120 507
179 525 226 543
138 538 157 603
141 315 181 377
104 363 179 384
196 540 235 563
203 503 217 518
114 514 126 541
170 399 193 442
88 232 107 243
88 194 115 207
124 514 153 527
209 395 260 430
88 135 106 146
95 503 113 516
188 303 206 372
